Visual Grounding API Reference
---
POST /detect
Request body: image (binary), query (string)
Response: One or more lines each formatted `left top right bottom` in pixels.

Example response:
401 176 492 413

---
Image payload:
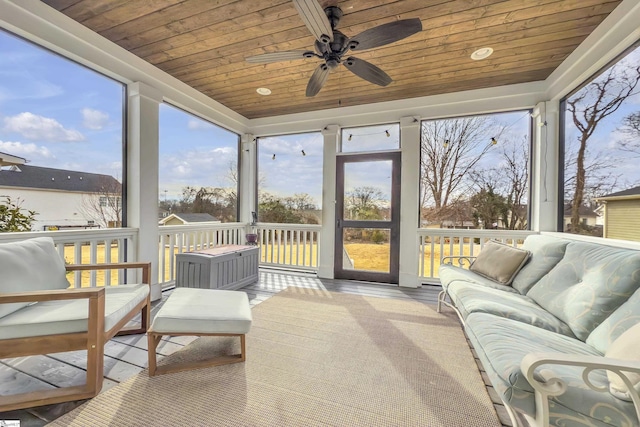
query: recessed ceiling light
470 47 493 60
256 87 272 95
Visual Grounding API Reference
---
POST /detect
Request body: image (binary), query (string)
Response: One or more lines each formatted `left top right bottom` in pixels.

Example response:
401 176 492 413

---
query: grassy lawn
63 244 122 287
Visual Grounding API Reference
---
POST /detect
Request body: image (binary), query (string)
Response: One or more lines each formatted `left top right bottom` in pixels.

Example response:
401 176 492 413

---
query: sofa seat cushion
527 241 640 341
512 235 569 295
0 284 149 340
0 237 71 318
439 264 520 294
465 313 639 427
448 281 575 336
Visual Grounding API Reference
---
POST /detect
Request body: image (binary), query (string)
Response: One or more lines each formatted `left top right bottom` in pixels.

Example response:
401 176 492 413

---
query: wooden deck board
0 269 509 426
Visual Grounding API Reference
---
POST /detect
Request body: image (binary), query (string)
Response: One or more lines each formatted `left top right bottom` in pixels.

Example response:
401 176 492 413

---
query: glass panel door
335 152 400 283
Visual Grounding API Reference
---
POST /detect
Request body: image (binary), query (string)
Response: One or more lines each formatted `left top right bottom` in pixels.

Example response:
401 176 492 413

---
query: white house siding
603 199 640 242
0 187 101 231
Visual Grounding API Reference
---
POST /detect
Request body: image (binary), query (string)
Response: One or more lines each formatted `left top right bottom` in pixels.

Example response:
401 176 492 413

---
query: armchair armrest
441 256 476 267
66 262 151 285
521 352 640 425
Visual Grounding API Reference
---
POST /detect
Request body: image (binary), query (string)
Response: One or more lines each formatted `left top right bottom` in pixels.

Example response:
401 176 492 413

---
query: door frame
334 151 401 283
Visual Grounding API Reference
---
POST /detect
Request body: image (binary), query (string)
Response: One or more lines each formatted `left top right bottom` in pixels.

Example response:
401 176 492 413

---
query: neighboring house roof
159 213 219 225
0 151 26 166
596 185 640 200
563 203 597 217
0 164 121 192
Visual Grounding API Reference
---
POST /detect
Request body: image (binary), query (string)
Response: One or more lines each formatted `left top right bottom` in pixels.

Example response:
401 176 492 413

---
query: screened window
0 30 125 232
561 43 640 242
159 104 240 223
257 132 323 224
341 124 400 153
420 111 531 230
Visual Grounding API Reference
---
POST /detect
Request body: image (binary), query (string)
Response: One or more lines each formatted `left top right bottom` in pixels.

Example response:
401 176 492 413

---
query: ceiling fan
246 0 422 97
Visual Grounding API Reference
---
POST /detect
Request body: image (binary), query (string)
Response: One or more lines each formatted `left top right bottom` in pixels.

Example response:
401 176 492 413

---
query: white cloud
3 112 84 142
159 147 237 187
0 76 63 103
0 140 53 160
81 108 109 130
187 119 215 130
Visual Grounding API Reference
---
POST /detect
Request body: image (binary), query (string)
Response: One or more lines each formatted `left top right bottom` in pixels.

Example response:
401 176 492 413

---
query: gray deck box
175 245 259 290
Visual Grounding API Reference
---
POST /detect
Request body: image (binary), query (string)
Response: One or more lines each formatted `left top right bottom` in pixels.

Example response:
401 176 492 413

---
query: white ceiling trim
248 81 546 136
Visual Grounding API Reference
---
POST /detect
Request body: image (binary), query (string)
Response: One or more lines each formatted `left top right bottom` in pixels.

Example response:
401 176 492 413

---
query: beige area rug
49 287 500 426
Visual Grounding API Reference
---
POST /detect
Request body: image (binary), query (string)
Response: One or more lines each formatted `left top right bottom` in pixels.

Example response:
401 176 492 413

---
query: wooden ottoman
147 288 252 376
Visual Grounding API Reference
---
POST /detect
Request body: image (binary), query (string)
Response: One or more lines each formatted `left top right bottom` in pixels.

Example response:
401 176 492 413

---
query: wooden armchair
0 237 151 412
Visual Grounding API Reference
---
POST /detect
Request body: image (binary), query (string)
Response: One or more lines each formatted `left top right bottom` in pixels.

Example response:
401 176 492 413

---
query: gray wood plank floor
0 269 512 427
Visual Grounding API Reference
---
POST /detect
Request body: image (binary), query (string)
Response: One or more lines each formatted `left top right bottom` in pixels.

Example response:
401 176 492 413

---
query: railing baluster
104 239 112 286
302 231 307 267
89 240 98 288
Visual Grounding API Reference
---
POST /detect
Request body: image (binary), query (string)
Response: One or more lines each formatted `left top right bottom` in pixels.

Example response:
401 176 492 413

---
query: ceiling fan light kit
246 0 423 97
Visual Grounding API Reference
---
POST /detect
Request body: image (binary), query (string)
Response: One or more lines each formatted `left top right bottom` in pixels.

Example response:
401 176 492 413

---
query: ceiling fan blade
246 50 311 64
343 57 392 87
349 18 422 51
292 0 333 44
306 64 330 97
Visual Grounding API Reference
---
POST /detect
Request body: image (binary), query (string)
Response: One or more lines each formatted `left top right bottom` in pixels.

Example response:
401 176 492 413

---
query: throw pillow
606 322 640 401
469 240 531 285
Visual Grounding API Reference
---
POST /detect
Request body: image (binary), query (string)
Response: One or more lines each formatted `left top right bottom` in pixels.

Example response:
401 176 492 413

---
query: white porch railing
417 229 538 283
258 223 320 272
0 228 138 288
158 222 246 288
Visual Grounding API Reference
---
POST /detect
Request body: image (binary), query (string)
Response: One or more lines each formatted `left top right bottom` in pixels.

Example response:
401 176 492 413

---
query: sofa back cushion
0 237 71 318
587 288 640 354
527 241 640 341
512 235 570 295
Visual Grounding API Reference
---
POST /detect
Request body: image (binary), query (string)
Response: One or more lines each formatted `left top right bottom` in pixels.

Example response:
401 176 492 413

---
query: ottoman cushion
152 288 252 335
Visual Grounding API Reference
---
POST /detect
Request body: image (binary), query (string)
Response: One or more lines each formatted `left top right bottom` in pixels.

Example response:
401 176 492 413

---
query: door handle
336 219 341 228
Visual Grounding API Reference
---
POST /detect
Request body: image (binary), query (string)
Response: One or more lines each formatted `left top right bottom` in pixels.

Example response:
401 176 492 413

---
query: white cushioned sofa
438 234 640 427
0 237 151 411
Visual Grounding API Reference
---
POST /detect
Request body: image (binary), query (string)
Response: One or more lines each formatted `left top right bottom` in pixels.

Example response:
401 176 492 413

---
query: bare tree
563 140 621 204
566 61 640 231
345 186 385 220
618 111 640 155
80 176 122 228
420 116 503 224
471 136 529 229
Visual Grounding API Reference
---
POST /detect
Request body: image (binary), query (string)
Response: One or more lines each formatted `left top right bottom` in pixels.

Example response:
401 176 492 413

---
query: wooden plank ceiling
43 0 622 119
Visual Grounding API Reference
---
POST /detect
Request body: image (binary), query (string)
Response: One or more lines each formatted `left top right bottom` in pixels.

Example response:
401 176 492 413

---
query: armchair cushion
0 237 71 318
605 322 640 401
469 240 530 285
0 284 149 339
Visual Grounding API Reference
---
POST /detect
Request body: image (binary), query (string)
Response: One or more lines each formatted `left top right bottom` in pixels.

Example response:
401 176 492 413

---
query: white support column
318 125 340 279
531 101 560 232
239 133 256 229
399 116 421 288
128 82 163 301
